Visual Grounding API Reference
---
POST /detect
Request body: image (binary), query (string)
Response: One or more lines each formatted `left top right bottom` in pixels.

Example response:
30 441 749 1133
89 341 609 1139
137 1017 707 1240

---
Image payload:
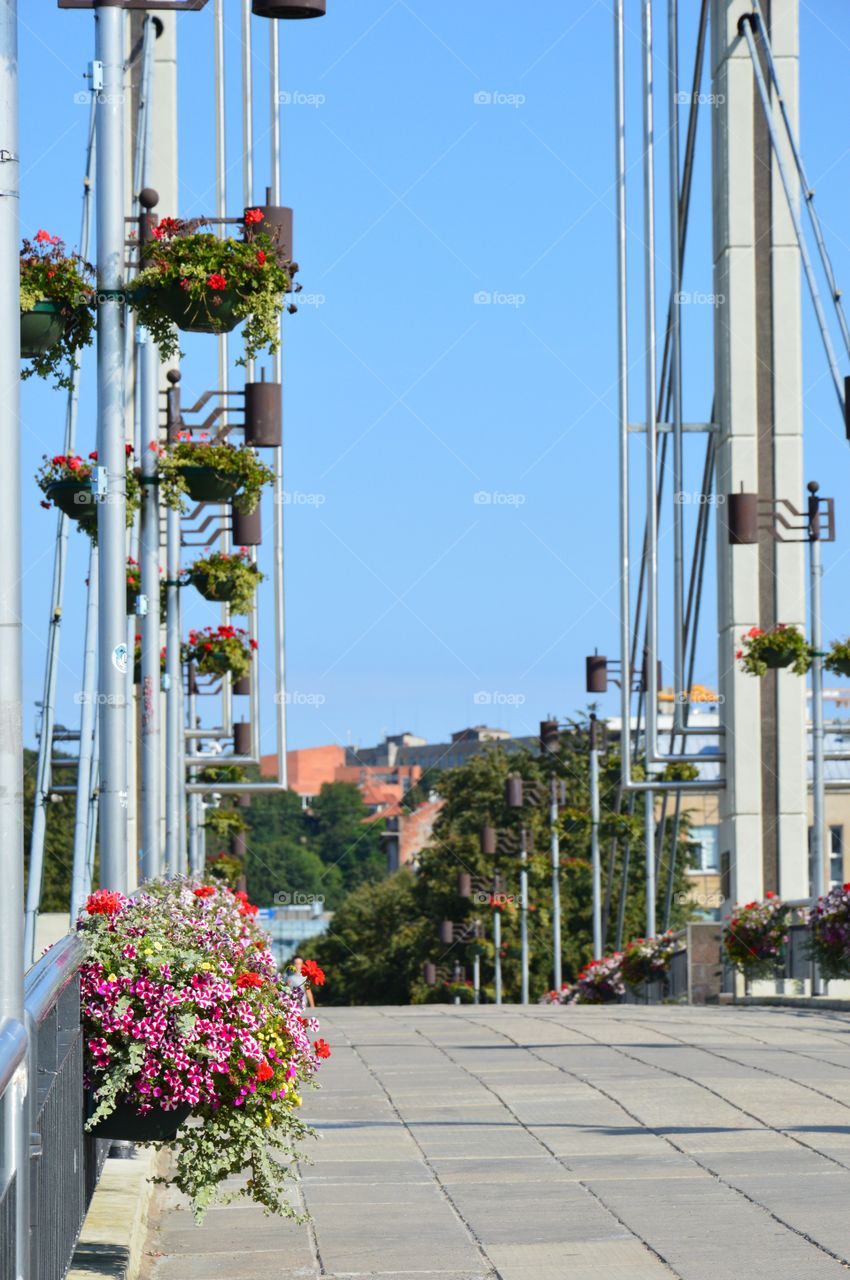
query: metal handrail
25 932 85 1028
0 1018 27 1101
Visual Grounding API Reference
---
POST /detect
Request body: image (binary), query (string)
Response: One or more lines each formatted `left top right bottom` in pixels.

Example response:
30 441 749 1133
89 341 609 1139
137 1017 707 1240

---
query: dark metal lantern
586 655 608 694
727 492 759 545
253 0 325 15
231 501 262 547
244 381 282 448
480 825 497 857
233 721 252 756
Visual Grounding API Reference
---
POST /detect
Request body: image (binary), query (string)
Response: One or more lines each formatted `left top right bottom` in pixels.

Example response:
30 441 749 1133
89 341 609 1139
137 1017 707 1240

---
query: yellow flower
107 974 118 982
200 962 212 971
292 1094 302 1107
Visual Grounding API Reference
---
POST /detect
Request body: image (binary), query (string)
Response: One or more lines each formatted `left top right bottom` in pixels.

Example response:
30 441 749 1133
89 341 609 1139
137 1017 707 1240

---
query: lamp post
480 824 501 1004
505 775 529 1005
589 716 603 958
540 718 564 991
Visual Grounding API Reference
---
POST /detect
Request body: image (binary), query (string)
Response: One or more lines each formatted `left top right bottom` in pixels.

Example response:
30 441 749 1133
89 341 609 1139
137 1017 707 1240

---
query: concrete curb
68 1146 163 1280
737 995 850 1010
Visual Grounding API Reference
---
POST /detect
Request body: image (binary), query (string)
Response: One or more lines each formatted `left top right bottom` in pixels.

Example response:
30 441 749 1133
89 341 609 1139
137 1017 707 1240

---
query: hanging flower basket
807 883 850 980
723 893 792 978
620 932 680 989
158 440 273 515
37 450 141 541
183 624 257 681
824 641 850 679
127 212 292 364
737 624 810 677
20 231 95 390
188 548 264 615
21 301 69 356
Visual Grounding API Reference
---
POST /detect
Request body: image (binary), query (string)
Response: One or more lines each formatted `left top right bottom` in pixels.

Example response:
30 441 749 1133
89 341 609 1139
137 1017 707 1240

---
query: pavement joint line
395 1011 684 1280
345 1013 500 1280
511 1010 850 1270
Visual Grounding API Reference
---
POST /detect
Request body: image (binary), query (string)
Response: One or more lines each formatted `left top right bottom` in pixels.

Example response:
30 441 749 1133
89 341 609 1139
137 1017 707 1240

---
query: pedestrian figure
285 954 316 1009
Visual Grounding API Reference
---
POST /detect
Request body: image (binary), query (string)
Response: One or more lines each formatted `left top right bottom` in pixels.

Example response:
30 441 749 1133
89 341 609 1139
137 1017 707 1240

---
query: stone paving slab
142 1005 850 1279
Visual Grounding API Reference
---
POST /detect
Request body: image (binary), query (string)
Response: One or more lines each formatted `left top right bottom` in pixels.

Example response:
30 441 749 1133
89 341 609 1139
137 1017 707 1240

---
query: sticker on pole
112 643 128 675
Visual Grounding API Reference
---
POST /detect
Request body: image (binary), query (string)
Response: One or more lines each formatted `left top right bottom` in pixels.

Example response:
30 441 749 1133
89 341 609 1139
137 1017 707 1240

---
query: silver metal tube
740 17 844 415
669 0 685 730
84 720 100 900
187 685 199 875
0 4 27 1272
271 20 288 785
642 0 662 766
645 787 657 935
71 545 99 921
590 742 602 957
139 331 161 880
614 0 633 789
810 532 825 897
214 0 233 741
519 825 528 1005
242 0 253 207
550 774 562 991
472 951 480 1005
165 510 182 872
493 907 501 1005
95 3 129 891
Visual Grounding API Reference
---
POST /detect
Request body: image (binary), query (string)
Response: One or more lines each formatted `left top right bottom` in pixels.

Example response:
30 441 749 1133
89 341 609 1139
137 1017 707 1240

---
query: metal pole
95 2 128 892
165 375 183 876
590 723 602 958
668 0 686 729
493 907 502 1005
642 0 660 765
519 825 529 1005
614 0 633 791
139 324 161 879
0 2 28 1273
810 488 825 900
472 947 480 1005
550 774 562 990
645 788 656 936
71 545 99 921
187 686 199 875
270 20 289 785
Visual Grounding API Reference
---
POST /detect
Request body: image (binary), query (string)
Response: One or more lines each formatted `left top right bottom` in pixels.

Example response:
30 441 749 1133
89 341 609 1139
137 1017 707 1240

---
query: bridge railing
1 932 108 1280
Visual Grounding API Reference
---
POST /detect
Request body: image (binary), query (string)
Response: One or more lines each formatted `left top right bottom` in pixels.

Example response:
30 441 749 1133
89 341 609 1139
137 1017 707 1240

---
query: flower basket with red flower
126 556 167 615
808 883 850 980
184 624 257 681
723 893 792 978
737 624 810 676
158 439 273 515
20 231 95 389
78 879 329 1220
565 953 625 1004
127 212 291 363
619 931 680 989
188 547 264 614
36 449 141 539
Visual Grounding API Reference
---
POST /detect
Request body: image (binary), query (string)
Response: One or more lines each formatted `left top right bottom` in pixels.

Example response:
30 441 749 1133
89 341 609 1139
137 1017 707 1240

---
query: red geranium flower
302 959 325 987
244 208 263 225
256 250 266 266
236 971 263 989
86 889 124 916
313 1039 331 1059
194 886 215 899
207 273 227 291
255 1059 274 1081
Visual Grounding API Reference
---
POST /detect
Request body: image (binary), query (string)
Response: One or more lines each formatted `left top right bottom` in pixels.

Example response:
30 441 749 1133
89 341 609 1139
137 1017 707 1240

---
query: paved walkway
141 1004 850 1279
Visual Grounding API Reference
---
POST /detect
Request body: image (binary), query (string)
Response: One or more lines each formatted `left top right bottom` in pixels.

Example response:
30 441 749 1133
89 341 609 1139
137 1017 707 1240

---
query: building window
687 825 719 873
807 824 844 892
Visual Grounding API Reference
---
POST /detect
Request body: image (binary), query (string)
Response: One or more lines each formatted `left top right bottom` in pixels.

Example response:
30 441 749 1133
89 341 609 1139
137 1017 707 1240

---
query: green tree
308 782 385 893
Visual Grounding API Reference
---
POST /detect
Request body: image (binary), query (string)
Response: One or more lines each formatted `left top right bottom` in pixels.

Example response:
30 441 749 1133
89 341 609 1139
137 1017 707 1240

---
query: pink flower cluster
79 882 324 1121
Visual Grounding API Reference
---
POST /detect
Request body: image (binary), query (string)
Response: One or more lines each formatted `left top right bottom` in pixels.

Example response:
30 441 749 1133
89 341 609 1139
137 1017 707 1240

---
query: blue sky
17 1 850 756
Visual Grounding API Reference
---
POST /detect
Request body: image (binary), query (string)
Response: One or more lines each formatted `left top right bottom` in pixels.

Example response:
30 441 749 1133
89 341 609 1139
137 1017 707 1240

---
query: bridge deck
141 1004 850 1279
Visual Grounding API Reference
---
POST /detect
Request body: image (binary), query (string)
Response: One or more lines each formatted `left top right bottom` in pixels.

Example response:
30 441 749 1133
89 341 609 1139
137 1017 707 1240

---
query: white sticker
113 643 128 675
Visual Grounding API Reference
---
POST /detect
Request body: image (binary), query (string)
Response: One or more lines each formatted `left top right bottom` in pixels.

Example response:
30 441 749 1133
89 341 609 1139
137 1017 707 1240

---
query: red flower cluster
244 208 264 225
255 1059 274 1081
313 1039 331 1059
193 886 216 899
236 971 264 990
35 229 61 246
256 250 266 266
302 959 325 987
86 890 125 916
207 273 227 291
234 890 259 919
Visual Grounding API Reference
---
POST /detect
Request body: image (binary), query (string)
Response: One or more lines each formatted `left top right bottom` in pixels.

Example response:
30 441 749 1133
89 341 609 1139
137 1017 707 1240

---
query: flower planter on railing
87 1097 192 1143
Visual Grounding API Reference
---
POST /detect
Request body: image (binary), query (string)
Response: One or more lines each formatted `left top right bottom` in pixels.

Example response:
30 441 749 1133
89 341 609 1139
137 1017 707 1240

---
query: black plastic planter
20 301 68 357
244 381 282 448
181 466 241 505
252 0 326 17
45 478 97 524
189 570 239 604
87 1097 192 1143
828 658 850 677
762 651 796 671
155 284 241 335
231 501 262 546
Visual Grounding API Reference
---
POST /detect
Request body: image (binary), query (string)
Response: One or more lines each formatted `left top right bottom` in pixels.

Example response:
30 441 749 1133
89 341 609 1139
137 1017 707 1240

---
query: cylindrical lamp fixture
244 381 282 448
232 501 262 546
252 0 326 16
238 792 252 809
727 492 759 545
480 825 497 856
586 654 608 693
233 675 251 697
423 961 437 986
457 872 472 899
233 721 252 756
439 920 454 946
540 719 560 754
231 830 248 859
505 775 523 809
